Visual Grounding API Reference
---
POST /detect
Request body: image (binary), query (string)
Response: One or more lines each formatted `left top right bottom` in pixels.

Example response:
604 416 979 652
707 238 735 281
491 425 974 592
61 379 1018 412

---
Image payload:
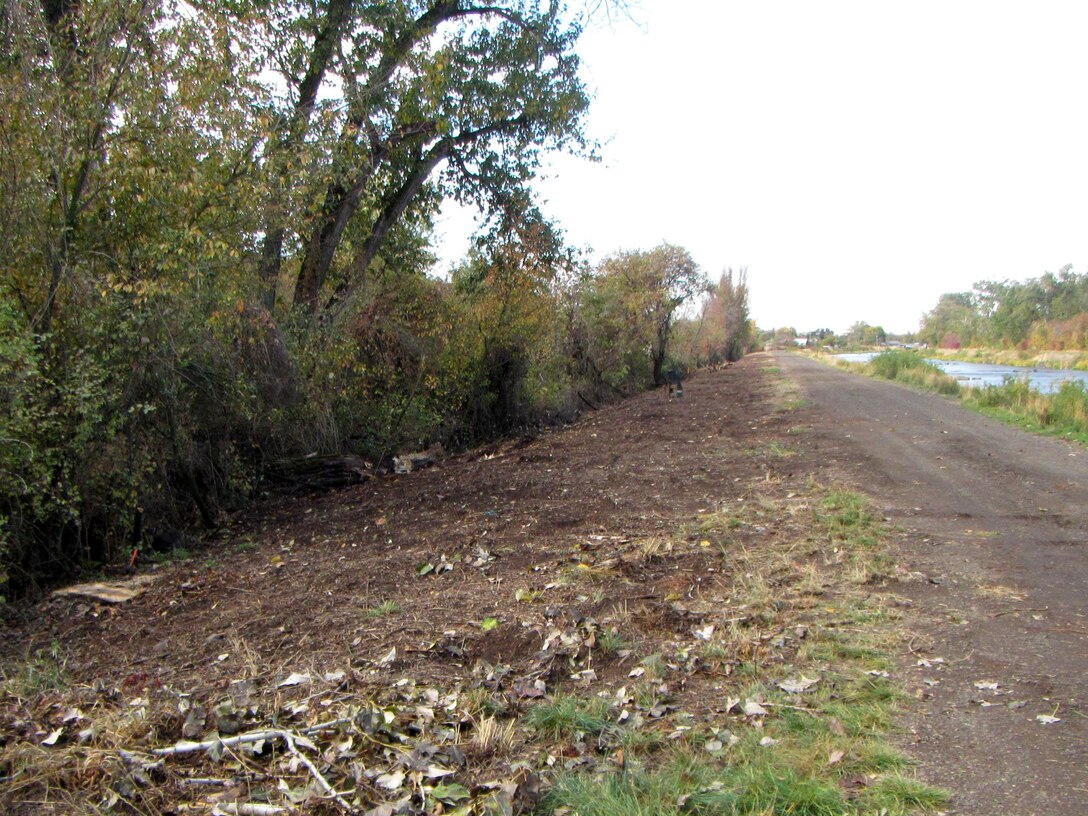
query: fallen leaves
777 675 819 694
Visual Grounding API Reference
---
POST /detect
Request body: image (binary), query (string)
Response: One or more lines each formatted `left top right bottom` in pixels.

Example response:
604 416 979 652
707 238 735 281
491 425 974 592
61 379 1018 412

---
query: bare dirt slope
3 359 782 692
778 352 1088 816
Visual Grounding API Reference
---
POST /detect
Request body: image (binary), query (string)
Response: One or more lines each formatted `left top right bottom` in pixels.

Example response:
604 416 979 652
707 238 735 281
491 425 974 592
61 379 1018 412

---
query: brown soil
779 352 1088 816
3 357 783 694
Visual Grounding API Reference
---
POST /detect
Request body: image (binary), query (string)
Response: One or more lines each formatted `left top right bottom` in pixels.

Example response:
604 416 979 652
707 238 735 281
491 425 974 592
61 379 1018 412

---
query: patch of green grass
965 378 1088 440
639 653 668 681
597 627 632 653
234 540 258 553
5 640 68 695
858 774 952 814
766 441 797 458
851 350 1088 448
544 753 850 816
365 599 400 618
526 694 613 741
145 546 192 564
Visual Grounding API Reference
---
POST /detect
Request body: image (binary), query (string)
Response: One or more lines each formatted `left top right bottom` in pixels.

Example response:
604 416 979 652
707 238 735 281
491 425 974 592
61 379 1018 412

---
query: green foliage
4 640 68 696
848 321 887 347
865 351 961 396
0 1 714 595
0 0 609 593
920 265 1088 350
967 378 1088 438
573 244 707 394
675 267 753 367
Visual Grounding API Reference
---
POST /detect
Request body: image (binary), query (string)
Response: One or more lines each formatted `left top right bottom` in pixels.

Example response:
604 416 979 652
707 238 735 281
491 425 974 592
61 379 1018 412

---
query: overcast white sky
434 0 1088 335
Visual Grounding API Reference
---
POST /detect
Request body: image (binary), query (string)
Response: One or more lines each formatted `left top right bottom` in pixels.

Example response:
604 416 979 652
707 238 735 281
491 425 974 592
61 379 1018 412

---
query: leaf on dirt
916 657 945 668
628 667 645 678
481 617 500 631
693 625 715 641
423 764 455 779
229 679 258 706
973 680 999 692
41 727 63 746
1036 714 1061 725
432 782 471 803
865 670 890 678
62 707 85 723
777 676 819 694
277 672 311 687
511 678 546 699
182 706 207 739
417 562 435 576
742 699 768 717
323 670 346 683
377 647 397 666
471 547 494 567
376 769 406 790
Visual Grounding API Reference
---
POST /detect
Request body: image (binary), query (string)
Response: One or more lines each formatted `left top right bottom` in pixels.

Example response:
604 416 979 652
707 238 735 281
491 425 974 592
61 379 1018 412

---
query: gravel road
778 352 1087 816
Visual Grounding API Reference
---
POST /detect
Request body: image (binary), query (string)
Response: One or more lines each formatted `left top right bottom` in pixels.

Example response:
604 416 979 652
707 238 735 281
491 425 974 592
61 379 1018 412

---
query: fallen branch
279 729 354 813
121 717 359 813
211 805 289 816
148 716 355 758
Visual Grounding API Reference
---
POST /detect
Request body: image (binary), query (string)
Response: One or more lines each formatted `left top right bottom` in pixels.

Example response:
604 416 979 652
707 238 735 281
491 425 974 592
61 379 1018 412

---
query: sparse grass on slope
538 485 948 816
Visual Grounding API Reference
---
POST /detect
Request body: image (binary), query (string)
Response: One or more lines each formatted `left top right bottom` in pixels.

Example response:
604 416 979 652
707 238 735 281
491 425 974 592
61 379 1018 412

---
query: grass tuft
526 694 614 741
865 351 961 395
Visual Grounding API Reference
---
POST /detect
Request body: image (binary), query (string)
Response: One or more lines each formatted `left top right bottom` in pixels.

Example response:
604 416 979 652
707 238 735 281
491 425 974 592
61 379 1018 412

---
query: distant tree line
919 265 1088 349
0 2 749 594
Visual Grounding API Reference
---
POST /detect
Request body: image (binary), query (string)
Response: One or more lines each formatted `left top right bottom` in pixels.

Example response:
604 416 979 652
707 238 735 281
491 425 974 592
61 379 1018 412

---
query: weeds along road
777 351 1088 816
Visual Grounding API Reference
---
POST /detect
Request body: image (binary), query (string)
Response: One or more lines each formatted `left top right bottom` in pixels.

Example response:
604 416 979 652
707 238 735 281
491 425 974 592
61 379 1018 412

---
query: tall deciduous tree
591 244 707 387
246 0 591 314
690 267 750 364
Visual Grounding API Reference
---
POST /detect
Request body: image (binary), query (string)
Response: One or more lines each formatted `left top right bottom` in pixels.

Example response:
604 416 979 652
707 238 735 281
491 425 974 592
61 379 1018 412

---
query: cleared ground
2 352 1083 814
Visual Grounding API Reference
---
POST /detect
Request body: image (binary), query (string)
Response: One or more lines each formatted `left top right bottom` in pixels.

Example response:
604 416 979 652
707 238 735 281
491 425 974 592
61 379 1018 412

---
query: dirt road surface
778 352 1088 816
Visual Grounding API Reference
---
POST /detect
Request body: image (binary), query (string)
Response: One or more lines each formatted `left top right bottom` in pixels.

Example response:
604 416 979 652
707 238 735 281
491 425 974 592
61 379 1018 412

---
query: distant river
833 352 1088 394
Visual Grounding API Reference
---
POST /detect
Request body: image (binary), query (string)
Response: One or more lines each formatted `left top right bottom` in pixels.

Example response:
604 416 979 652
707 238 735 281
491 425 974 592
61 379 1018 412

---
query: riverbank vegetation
919 265 1088 360
841 351 1088 444
924 346 1088 372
